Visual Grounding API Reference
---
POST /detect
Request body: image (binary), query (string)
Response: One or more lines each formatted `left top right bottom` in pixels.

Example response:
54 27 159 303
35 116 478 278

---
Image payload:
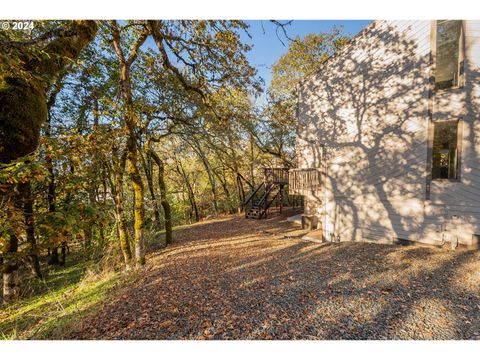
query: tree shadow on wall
297 22 460 242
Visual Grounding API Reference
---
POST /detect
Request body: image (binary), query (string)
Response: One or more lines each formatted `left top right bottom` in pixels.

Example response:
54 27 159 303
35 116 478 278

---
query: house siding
296 20 480 246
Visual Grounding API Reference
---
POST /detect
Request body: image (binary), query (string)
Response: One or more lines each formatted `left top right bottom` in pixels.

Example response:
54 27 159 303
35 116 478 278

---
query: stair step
244 182 283 220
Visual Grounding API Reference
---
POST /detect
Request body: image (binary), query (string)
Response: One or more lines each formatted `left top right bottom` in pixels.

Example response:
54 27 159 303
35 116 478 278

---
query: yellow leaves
215 30 236 43
270 30 350 98
214 30 238 54
0 155 49 188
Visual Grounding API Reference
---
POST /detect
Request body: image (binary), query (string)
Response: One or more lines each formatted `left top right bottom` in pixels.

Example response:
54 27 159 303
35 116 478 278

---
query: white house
290 20 480 248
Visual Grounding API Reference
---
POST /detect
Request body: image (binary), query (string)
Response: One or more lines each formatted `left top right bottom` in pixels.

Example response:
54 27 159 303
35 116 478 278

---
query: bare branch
270 20 295 46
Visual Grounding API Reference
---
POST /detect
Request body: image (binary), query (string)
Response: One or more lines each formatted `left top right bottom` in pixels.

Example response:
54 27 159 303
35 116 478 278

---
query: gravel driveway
66 210 480 340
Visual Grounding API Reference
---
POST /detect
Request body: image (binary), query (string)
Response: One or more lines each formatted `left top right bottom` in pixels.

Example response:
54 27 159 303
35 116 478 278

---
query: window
435 20 464 90
432 121 459 180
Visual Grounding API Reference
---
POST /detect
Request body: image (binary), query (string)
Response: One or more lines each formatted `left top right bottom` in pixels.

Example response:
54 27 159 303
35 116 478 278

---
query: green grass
0 220 215 340
0 253 136 340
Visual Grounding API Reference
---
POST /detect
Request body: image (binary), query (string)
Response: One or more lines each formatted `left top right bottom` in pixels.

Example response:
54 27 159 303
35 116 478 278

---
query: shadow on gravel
318 248 480 339
64 211 480 340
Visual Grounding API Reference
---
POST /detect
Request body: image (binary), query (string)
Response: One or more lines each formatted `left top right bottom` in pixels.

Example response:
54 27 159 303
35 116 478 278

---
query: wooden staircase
244 168 289 220
245 183 281 219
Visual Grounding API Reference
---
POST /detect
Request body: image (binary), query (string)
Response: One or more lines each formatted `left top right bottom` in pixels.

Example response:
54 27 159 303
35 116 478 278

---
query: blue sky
242 20 372 87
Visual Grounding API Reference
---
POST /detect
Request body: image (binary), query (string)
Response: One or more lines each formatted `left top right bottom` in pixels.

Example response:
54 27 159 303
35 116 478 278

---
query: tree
1 19 296 306
110 20 149 268
270 29 350 98
0 20 97 302
147 143 173 245
0 21 98 164
260 28 350 166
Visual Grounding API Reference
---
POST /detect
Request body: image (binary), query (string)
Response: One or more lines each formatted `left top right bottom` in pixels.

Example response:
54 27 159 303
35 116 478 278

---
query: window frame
430 119 462 182
432 20 466 92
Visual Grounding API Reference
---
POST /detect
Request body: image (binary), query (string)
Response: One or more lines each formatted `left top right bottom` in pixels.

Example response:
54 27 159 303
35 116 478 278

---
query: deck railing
288 168 322 195
263 167 289 184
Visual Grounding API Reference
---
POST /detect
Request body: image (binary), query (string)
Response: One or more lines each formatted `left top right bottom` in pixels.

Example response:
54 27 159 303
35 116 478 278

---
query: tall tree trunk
84 93 109 248
195 147 219 216
111 146 132 269
188 138 221 215
249 132 255 185
149 149 173 245
1 185 24 302
52 160 74 266
111 21 148 268
45 83 59 264
214 167 235 213
157 158 172 246
176 160 199 222
140 148 161 229
20 181 42 279
99 177 107 244
126 137 145 267
2 233 19 303
83 95 100 248
236 174 246 212
83 189 95 248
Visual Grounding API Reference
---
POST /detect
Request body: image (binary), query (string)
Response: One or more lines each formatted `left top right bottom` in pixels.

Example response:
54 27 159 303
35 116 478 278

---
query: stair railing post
264 187 268 219
279 185 283 214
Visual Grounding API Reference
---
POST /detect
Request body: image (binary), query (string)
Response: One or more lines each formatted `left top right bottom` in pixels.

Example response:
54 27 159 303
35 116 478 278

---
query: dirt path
65 209 480 340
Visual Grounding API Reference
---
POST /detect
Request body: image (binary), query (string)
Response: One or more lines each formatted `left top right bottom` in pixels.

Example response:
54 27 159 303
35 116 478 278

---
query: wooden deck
263 167 289 184
288 168 322 195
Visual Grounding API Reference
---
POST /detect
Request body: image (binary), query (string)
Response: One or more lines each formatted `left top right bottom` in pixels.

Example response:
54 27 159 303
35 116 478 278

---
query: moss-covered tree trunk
111 146 132 269
148 148 173 246
114 181 132 268
0 21 97 164
126 137 146 267
110 21 148 268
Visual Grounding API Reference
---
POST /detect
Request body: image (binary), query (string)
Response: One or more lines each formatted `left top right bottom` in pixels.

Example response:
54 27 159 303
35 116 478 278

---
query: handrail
264 167 289 184
243 183 263 207
262 189 281 218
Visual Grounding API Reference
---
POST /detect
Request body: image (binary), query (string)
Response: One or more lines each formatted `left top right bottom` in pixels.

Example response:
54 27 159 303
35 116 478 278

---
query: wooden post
264 185 268 219
279 185 283 214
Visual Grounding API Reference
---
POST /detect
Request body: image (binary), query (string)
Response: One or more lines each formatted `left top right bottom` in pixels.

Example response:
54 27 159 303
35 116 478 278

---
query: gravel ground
66 210 480 340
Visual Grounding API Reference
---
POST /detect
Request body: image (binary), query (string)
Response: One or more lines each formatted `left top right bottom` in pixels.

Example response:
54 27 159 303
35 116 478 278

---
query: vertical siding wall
297 20 480 246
